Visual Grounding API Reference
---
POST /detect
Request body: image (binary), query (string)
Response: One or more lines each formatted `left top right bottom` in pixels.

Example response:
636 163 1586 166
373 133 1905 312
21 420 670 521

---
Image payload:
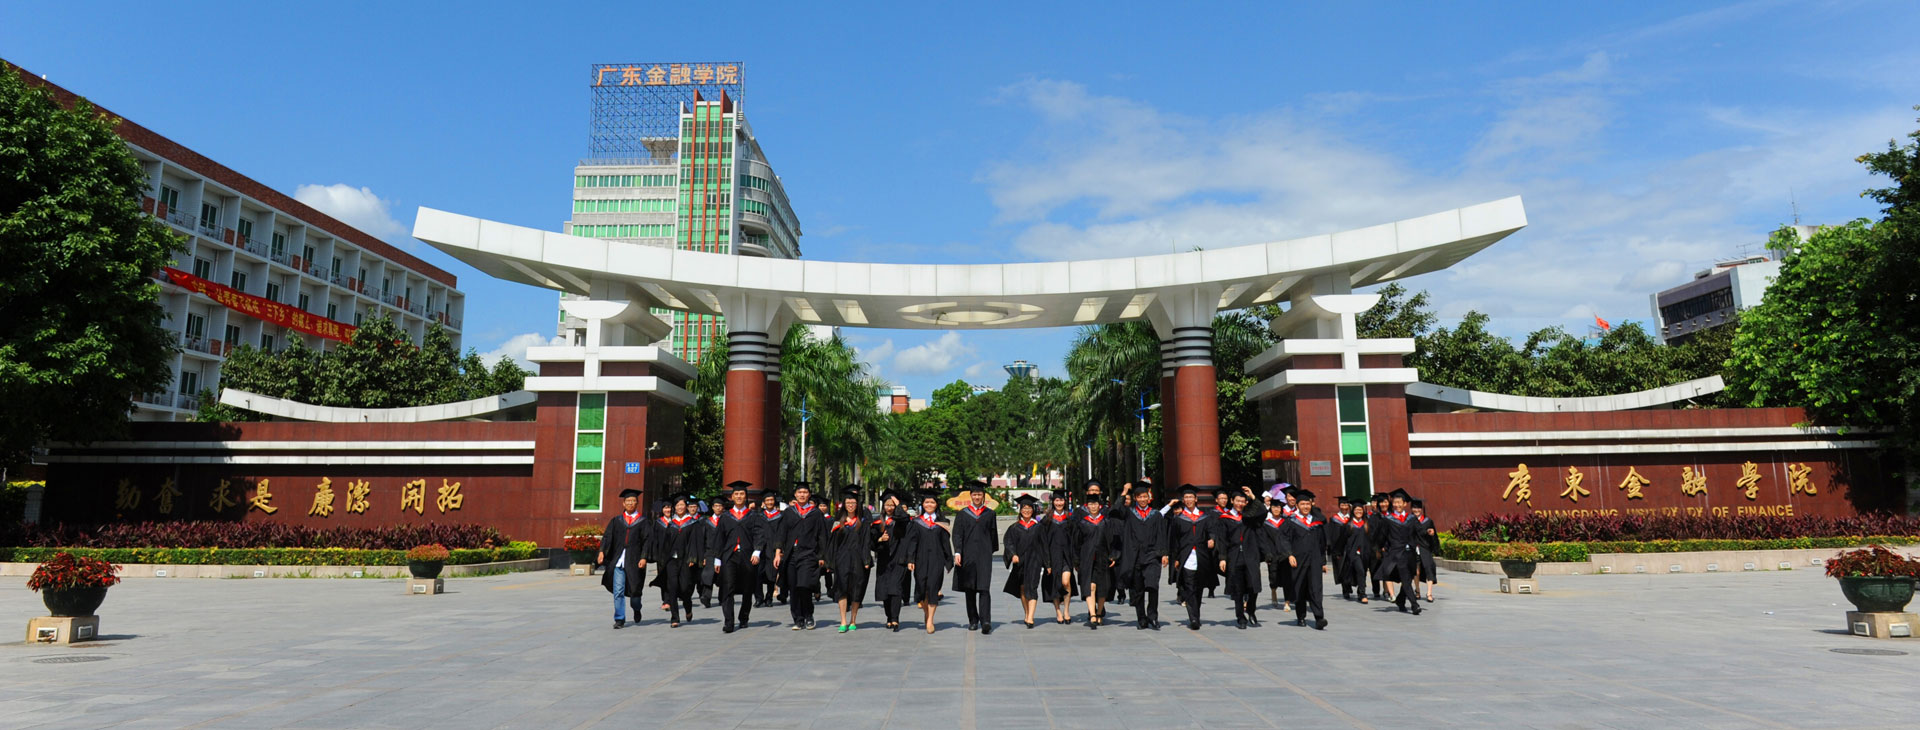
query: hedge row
0 541 540 566
1439 536 1920 563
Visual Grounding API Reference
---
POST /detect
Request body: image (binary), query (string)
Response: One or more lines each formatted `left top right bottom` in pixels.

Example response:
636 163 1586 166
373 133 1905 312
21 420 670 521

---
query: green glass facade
572 393 607 512
1336 385 1372 502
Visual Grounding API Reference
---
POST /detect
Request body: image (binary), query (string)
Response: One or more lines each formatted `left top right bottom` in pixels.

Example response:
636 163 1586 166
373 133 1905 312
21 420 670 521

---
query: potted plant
1825 545 1920 613
563 525 602 570
28 552 122 617
1490 542 1542 579
406 544 450 579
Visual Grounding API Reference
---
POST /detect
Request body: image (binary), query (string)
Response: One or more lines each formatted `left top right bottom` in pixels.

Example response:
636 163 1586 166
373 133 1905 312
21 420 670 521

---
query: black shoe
1249 617 1260 627
1235 618 1246 630
981 623 994 635
1152 621 1162 631
967 621 980 631
1025 621 1034 629
1137 620 1148 630
891 623 901 633
1411 604 1423 616
1296 618 1306 627
723 624 735 633
1398 604 1409 614
614 619 625 629
1090 620 1098 631
1315 618 1327 630
1188 620 1201 631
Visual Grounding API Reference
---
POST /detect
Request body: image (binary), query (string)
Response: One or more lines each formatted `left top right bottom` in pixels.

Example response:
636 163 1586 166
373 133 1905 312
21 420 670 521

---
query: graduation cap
1371 492 1392 502
881 488 909 504
1387 488 1412 502
964 479 990 493
1130 483 1156 497
840 485 863 500
913 488 943 509
1178 484 1199 496
1410 499 1425 509
1013 494 1042 509
790 481 814 493
1291 488 1317 502
1083 479 1104 492
1050 489 1071 502
618 488 643 499
1081 491 1105 505
1336 495 1355 505
725 480 753 493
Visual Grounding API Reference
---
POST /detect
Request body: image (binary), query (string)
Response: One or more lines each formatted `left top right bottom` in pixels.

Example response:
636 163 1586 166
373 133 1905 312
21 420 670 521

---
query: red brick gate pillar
1149 286 1225 491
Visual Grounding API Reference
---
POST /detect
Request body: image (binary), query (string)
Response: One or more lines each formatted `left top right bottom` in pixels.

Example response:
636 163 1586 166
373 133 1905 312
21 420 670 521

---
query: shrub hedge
2 521 510 550
1439 536 1920 563
0 541 539 566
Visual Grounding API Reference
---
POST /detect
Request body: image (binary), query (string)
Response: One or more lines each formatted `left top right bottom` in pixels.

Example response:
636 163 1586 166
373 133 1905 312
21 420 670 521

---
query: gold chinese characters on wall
103 477 469 518
1500 462 1821 507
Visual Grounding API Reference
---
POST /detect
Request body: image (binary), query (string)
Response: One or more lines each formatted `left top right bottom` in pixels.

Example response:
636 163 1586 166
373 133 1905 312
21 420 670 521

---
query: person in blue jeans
600 488 650 628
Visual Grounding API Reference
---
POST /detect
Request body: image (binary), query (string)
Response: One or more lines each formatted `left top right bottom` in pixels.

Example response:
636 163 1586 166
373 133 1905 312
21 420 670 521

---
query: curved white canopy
412 196 1525 330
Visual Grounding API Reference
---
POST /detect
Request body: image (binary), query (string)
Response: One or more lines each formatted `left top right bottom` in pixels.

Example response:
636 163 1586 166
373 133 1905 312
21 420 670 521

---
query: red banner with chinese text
162 267 357 344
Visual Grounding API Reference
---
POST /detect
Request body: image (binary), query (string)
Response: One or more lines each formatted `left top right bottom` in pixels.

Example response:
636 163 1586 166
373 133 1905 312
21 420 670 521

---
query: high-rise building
1647 225 1811 344
10 62 464 422
560 63 802 362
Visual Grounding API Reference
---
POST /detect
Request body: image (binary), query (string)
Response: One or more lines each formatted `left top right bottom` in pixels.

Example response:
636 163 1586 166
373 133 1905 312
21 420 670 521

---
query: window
297 292 310 311
199 202 220 229
270 232 286 258
260 333 275 351
1336 385 1372 503
381 277 391 296
331 257 342 278
571 223 675 238
572 393 608 512
357 267 367 286
192 258 213 280
223 324 241 347
404 286 412 304
353 312 363 326
158 185 180 212
177 370 199 396
265 282 281 302
229 271 247 293
301 245 316 266
236 219 253 243
185 313 205 338
326 303 338 320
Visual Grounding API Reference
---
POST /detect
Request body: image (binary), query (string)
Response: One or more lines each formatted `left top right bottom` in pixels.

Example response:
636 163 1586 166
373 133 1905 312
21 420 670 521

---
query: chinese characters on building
1503 463 1821 511
101 477 474 519
593 63 740 87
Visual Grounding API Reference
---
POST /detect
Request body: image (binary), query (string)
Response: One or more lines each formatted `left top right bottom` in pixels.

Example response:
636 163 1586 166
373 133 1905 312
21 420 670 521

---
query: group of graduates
597 477 1442 634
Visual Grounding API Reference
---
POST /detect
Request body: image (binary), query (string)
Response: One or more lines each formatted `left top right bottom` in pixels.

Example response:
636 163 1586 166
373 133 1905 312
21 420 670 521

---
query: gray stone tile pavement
4 567 1919 729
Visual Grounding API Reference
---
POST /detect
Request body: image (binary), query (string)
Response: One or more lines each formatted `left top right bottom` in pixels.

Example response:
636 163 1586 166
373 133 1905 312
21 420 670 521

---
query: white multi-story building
560 63 801 363
1647 225 1812 344
18 66 465 421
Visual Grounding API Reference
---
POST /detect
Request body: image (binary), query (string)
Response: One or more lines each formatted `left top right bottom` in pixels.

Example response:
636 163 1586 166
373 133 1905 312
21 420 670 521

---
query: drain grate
1830 647 1907 656
32 655 111 664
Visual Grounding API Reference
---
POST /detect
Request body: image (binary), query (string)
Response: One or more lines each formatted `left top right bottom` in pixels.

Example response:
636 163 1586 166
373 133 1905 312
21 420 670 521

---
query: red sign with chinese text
162 267 357 344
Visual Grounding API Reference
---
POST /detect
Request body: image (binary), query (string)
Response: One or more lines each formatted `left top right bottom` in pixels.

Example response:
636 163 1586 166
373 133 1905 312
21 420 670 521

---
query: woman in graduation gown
650 495 701 627
826 487 874 632
870 490 911 632
1041 490 1077 624
1072 493 1120 629
897 489 954 634
694 501 717 608
1001 495 1046 628
1215 489 1263 629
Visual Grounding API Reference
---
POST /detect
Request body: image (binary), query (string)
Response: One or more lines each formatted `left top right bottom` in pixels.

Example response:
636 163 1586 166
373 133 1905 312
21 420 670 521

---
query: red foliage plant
3 521 508 550
1454 513 1920 543
1825 545 1920 579
27 551 122 592
405 543 450 561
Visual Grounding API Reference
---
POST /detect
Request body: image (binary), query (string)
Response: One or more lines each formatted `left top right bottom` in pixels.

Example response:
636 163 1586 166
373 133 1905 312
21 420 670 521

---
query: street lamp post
1112 379 1160 483
797 396 813 484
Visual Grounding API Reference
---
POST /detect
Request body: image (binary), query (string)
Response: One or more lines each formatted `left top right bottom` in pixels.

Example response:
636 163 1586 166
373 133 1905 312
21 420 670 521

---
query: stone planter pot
568 549 596 565
1499 560 1538 579
408 560 445 579
1838 575 1916 613
41 587 108 617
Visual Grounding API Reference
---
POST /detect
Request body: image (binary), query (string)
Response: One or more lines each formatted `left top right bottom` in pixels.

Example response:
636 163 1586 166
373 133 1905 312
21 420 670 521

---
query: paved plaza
2 567 1916 729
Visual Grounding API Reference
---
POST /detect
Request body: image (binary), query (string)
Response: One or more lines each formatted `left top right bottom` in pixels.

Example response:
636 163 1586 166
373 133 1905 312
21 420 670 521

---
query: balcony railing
166 208 195 229
137 391 173 408
306 263 329 279
197 221 221 239
237 236 268 258
269 248 290 266
176 393 201 411
407 302 425 316
180 334 225 357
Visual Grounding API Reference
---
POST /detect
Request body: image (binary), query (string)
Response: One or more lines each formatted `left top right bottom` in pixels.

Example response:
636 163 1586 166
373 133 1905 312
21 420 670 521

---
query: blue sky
7 1 1916 399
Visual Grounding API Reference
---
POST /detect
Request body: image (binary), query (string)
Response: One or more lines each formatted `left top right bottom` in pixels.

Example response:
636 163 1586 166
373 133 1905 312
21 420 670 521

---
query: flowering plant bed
1455 513 1920 543
1825 545 1920 579
1439 536 1920 563
27 551 122 592
405 544 451 562
563 525 602 554
3 521 510 550
0 542 537 566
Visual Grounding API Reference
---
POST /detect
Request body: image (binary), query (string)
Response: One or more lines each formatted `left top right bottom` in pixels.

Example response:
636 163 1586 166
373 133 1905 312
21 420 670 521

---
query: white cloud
856 339 896 370
963 361 998 380
294 184 412 247
480 332 564 370
891 332 973 376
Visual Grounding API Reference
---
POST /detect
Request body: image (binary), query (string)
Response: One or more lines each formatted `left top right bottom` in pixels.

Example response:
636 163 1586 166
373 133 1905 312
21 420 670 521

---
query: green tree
679 336 729 499
930 379 973 409
0 65 181 468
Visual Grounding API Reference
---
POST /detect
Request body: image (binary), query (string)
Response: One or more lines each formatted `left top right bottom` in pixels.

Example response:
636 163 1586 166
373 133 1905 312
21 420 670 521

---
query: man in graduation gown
1274 488 1331 629
951 480 1000 634
710 480 764 633
776 482 831 630
1215 488 1262 629
1372 489 1424 615
1366 492 1391 599
754 489 787 607
1116 483 1167 630
598 488 649 628
870 489 911 631
1165 484 1213 630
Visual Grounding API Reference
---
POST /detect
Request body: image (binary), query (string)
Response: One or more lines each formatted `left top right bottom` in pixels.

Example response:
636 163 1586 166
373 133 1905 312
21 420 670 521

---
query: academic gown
949 505 998 594
1214 509 1263 597
755 509 788 587
648 515 700 603
710 505 764 596
1040 512 1078 602
898 513 953 604
1373 511 1422 583
1327 514 1366 589
1165 508 1213 587
1115 505 1166 588
1273 512 1331 617
1071 512 1120 600
1415 515 1439 582
1001 517 1046 599
781 503 831 594
694 514 718 588
870 513 910 603
826 513 874 603
599 511 649 598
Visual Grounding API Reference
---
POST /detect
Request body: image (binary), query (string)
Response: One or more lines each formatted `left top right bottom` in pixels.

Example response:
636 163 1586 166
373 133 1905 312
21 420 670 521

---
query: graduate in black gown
1372 489 1424 615
1166 484 1214 630
1412 499 1439 602
870 489 911 632
1081 481 1125 605
694 499 717 608
1215 489 1262 629
1328 496 1370 604
950 480 999 634
1041 489 1077 624
754 490 787 607
1273 488 1331 629
1203 489 1233 598
650 495 700 628
1116 482 1167 630
709 480 764 633
898 489 953 634
826 486 874 632
1366 492 1391 599
1001 494 1046 628
776 483 830 630
1072 492 1119 629
598 488 649 628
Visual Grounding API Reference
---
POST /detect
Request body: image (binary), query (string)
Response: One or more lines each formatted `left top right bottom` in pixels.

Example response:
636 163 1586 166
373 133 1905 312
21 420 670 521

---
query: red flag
1594 314 1611 331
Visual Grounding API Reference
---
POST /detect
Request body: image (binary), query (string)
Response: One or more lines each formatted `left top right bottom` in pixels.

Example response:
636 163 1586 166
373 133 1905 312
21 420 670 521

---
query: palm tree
777 325 885 490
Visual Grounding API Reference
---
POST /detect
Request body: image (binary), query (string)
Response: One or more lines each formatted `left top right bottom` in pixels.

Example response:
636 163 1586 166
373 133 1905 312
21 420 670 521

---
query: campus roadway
1 566 1915 729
